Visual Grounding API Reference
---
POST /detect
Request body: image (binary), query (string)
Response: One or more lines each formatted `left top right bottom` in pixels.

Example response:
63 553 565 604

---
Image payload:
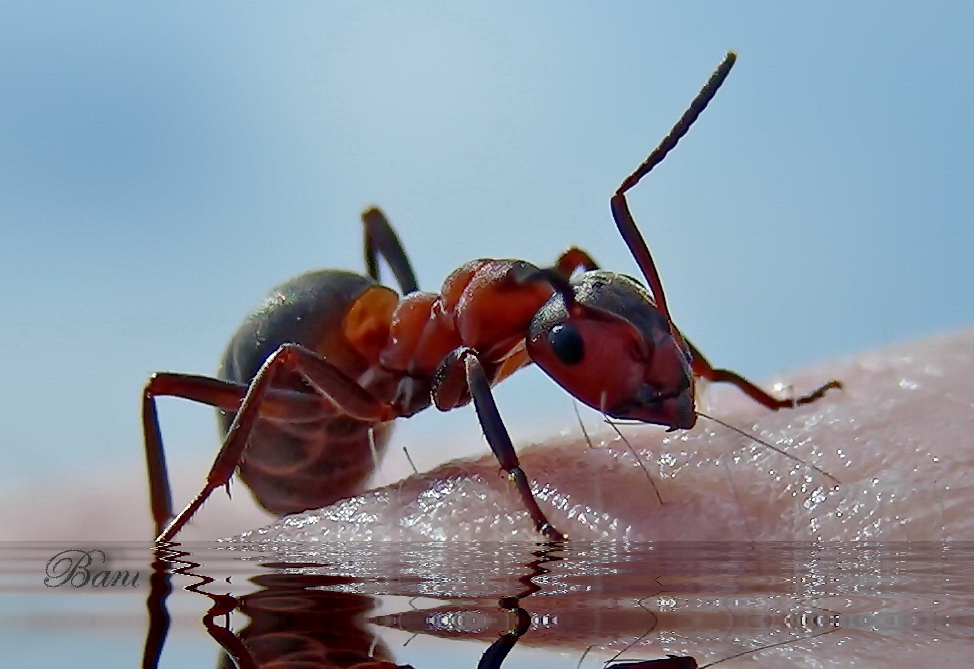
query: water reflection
140 542 974 668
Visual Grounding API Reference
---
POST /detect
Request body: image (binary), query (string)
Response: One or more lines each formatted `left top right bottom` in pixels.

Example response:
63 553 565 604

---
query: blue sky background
2 4 972 498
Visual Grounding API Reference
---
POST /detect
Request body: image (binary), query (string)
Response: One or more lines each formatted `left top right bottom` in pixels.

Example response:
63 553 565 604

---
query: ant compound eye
548 323 585 365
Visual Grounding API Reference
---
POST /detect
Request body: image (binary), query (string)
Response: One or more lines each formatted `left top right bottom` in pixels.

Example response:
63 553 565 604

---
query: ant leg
551 247 600 276
450 349 565 541
478 548 559 669
684 338 842 410
156 344 395 541
143 373 329 537
142 545 173 669
362 207 419 294
478 604 531 669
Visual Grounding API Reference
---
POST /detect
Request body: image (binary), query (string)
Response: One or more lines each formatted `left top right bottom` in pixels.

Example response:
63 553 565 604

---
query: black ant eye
548 323 584 365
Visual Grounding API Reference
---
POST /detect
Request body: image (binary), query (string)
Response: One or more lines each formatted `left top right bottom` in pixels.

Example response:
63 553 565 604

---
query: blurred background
1 3 972 539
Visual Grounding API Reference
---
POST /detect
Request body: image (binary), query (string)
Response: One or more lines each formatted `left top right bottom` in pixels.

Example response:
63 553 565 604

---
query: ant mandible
142 51 840 542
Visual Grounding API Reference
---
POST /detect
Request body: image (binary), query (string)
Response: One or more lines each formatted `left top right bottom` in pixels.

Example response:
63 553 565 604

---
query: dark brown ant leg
552 246 600 276
459 350 565 541
685 338 842 410
143 374 261 535
142 546 173 669
362 207 419 294
143 373 331 536
478 547 560 669
156 344 394 541
478 605 531 669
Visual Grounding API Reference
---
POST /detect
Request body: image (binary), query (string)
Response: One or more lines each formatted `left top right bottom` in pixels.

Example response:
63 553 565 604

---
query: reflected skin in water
150 544 761 669
146 331 974 668
214 573 410 669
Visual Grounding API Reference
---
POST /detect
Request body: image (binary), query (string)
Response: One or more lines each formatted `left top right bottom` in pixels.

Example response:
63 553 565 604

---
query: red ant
143 51 840 542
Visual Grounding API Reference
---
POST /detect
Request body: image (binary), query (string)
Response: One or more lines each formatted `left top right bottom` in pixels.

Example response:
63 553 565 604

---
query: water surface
4 542 972 667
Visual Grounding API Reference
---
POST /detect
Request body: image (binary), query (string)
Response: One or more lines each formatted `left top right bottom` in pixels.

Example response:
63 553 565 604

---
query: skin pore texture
238 328 974 542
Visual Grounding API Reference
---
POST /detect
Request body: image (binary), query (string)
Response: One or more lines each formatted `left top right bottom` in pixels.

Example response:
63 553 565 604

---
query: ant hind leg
361 207 419 294
551 247 600 277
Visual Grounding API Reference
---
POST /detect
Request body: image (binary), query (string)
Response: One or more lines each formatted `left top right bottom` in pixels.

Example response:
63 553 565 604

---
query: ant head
527 270 696 430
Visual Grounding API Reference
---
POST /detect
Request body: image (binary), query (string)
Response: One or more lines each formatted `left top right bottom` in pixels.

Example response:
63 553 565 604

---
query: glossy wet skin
244 329 974 541
2 332 971 669
5 331 969 545
222 330 974 668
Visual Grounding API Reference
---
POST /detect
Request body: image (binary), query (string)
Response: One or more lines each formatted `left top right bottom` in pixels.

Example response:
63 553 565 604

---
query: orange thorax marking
352 259 553 384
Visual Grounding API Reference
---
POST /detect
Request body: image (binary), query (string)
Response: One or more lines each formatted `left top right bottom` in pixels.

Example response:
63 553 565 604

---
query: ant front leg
684 338 841 410
153 344 395 541
435 348 565 541
362 207 419 294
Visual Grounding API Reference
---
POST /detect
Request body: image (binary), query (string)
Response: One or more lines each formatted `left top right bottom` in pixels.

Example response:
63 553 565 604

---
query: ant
143 51 840 542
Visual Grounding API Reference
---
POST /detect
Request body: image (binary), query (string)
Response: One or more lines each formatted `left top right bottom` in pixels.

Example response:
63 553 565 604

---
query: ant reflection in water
604 657 698 669
142 543 843 668
214 572 413 669
143 545 413 669
142 544 682 669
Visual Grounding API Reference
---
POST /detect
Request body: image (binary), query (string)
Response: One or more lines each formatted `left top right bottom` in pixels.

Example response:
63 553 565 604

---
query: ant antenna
402 445 419 476
607 420 664 505
603 597 660 666
699 617 841 668
613 51 736 332
576 645 595 669
617 51 737 196
695 410 840 486
572 401 596 450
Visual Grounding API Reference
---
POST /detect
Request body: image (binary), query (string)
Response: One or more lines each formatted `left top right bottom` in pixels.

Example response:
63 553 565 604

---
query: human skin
244 328 974 542
7 331 967 544
229 329 974 668
4 331 968 668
